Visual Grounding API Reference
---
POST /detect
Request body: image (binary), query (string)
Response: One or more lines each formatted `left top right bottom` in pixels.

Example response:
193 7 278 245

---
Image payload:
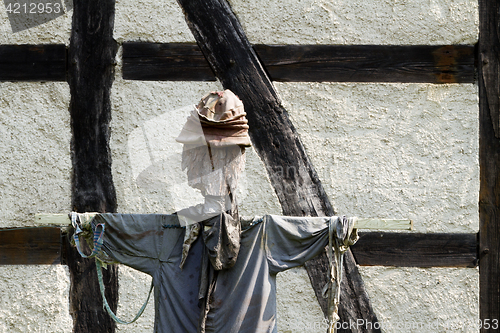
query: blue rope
71 212 105 258
96 259 154 325
71 212 154 325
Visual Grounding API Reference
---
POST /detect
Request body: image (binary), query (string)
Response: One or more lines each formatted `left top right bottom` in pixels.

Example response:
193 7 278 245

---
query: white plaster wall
0 2 72 44
278 82 479 332
0 265 71 333
229 0 478 45
0 83 72 226
0 82 72 332
113 0 192 43
278 82 479 234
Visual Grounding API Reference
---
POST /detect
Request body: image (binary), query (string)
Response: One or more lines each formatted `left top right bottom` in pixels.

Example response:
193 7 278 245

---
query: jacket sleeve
93 213 184 276
263 214 331 274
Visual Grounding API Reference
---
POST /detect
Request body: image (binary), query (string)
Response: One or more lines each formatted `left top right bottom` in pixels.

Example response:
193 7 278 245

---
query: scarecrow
72 90 357 333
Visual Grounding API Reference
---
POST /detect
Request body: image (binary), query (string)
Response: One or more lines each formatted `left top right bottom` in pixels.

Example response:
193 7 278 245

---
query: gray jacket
92 213 331 333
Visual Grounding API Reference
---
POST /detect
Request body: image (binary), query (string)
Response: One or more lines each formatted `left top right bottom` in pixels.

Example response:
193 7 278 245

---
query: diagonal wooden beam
67 0 118 332
122 42 475 84
175 0 379 331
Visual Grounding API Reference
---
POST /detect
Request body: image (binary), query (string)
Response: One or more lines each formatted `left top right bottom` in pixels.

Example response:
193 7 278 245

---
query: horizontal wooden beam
351 232 478 268
0 227 477 267
123 42 215 81
122 43 475 83
0 227 61 265
0 44 67 82
256 44 475 84
0 43 475 84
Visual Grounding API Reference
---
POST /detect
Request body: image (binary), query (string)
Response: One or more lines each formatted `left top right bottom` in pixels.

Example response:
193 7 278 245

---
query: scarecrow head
176 89 251 198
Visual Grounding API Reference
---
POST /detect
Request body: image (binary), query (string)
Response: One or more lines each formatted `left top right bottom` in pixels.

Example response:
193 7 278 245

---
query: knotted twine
323 216 359 333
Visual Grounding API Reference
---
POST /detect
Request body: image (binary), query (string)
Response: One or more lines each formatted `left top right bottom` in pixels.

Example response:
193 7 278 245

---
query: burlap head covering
176 89 251 147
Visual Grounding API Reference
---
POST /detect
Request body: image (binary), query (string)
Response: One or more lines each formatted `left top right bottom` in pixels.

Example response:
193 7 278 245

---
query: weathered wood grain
0 227 479 268
0 227 61 265
352 232 478 268
67 0 118 331
0 43 475 83
123 42 215 81
175 0 379 331
479 0 500 138
122 43 475 83
479 0 500 330
255 44 475 83
0 44 66 81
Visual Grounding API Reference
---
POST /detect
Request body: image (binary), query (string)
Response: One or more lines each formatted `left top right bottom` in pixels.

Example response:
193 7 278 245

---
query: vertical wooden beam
176 0 380 331
479 1 500 331
67 0 118 332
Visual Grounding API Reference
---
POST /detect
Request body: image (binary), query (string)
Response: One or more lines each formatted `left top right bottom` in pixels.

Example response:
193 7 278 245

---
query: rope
70 212 154 325
96 259 154 325
326 217 341 333
71 212 105 258
324 216 359 333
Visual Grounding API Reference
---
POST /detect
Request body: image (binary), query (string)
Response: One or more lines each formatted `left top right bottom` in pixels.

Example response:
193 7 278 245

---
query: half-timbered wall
0 0 479 332
0 4 72 332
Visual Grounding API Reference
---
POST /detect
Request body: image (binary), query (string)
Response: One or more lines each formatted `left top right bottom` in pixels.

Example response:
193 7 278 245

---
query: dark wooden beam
479 0 500 139
122 42 215 81
256 44 475 84
352 232 478 268
175 1 379 331
67 0 118 332
0 43 475 83
122 42 475 83
479 0 500 330
0 44 66 82
0 227 61 265
0 227 480 268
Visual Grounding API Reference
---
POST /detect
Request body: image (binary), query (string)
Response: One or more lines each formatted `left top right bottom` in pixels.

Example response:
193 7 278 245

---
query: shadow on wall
127 104 251 213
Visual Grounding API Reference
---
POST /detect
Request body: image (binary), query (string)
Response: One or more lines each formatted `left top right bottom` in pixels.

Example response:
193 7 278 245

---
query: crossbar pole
34 213 413 230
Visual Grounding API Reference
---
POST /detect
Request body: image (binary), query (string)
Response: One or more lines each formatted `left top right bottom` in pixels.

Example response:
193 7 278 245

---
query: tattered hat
176 89 252 147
